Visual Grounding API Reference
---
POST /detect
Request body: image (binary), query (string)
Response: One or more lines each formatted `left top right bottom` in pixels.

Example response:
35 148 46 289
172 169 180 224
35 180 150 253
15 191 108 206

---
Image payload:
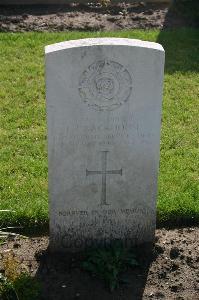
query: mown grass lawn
0 29 198 233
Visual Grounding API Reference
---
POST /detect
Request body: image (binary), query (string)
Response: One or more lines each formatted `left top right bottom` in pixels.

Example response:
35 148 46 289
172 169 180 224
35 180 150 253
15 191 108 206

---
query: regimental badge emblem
78 60 132 111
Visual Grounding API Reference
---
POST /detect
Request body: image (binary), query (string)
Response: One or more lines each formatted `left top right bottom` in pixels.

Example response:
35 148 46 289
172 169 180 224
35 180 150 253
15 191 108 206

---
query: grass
0 29 198 233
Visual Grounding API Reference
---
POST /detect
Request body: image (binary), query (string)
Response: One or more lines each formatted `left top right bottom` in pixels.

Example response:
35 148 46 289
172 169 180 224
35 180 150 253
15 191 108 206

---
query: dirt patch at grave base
0 2 196 32
0 227 199 300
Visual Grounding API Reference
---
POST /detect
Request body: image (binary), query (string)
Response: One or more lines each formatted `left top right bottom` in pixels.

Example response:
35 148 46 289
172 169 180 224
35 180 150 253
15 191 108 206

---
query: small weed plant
82 242 139 291
0 272 41 300
0 211 41 300
0 250 41 300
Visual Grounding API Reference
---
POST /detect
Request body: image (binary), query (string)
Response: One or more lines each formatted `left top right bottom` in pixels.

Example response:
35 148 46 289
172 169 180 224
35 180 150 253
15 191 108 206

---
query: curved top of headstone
45 38 164 54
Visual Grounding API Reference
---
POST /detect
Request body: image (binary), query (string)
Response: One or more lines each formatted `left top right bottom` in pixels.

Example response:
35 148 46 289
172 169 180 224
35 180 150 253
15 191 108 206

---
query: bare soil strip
1 227 198 299
0 3 193 32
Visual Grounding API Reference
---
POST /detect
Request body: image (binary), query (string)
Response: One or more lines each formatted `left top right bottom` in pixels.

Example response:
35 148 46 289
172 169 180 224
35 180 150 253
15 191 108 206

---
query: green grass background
0 29 199 233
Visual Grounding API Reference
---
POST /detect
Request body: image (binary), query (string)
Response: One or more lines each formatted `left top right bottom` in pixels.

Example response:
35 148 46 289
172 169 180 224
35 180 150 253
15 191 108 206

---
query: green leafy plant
0 250 41 300
0 273 41 300
82 243 139 291
0 273 17 300
14 274 41 300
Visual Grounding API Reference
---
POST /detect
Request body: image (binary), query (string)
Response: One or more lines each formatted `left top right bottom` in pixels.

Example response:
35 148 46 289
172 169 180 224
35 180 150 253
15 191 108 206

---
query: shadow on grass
161 0 199 29
34 243 153 300
157 28 199 74
1 212 199 237
157 214 199 229
157 1 199 74
0 215 49 236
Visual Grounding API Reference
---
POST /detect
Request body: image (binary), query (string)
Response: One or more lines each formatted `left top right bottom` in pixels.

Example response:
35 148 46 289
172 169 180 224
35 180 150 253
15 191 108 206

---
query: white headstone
45 38 165 252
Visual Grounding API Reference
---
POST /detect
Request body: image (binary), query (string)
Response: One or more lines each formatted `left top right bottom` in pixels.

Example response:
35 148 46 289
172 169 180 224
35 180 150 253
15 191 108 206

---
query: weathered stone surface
45 38 165 252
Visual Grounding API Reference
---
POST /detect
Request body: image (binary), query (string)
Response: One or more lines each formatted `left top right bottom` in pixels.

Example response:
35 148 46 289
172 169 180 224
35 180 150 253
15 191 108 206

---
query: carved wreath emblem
78 60 132 111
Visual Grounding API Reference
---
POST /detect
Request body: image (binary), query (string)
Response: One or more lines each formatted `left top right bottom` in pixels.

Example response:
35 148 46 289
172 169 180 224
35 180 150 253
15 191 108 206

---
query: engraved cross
86 151 122 206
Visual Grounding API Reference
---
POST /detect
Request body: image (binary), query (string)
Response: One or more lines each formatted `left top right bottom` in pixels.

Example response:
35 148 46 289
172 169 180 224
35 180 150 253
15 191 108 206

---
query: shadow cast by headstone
162 0 199 29
1 217 49 237
157 0 199 74
157 213 199 229
34 243 156 300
